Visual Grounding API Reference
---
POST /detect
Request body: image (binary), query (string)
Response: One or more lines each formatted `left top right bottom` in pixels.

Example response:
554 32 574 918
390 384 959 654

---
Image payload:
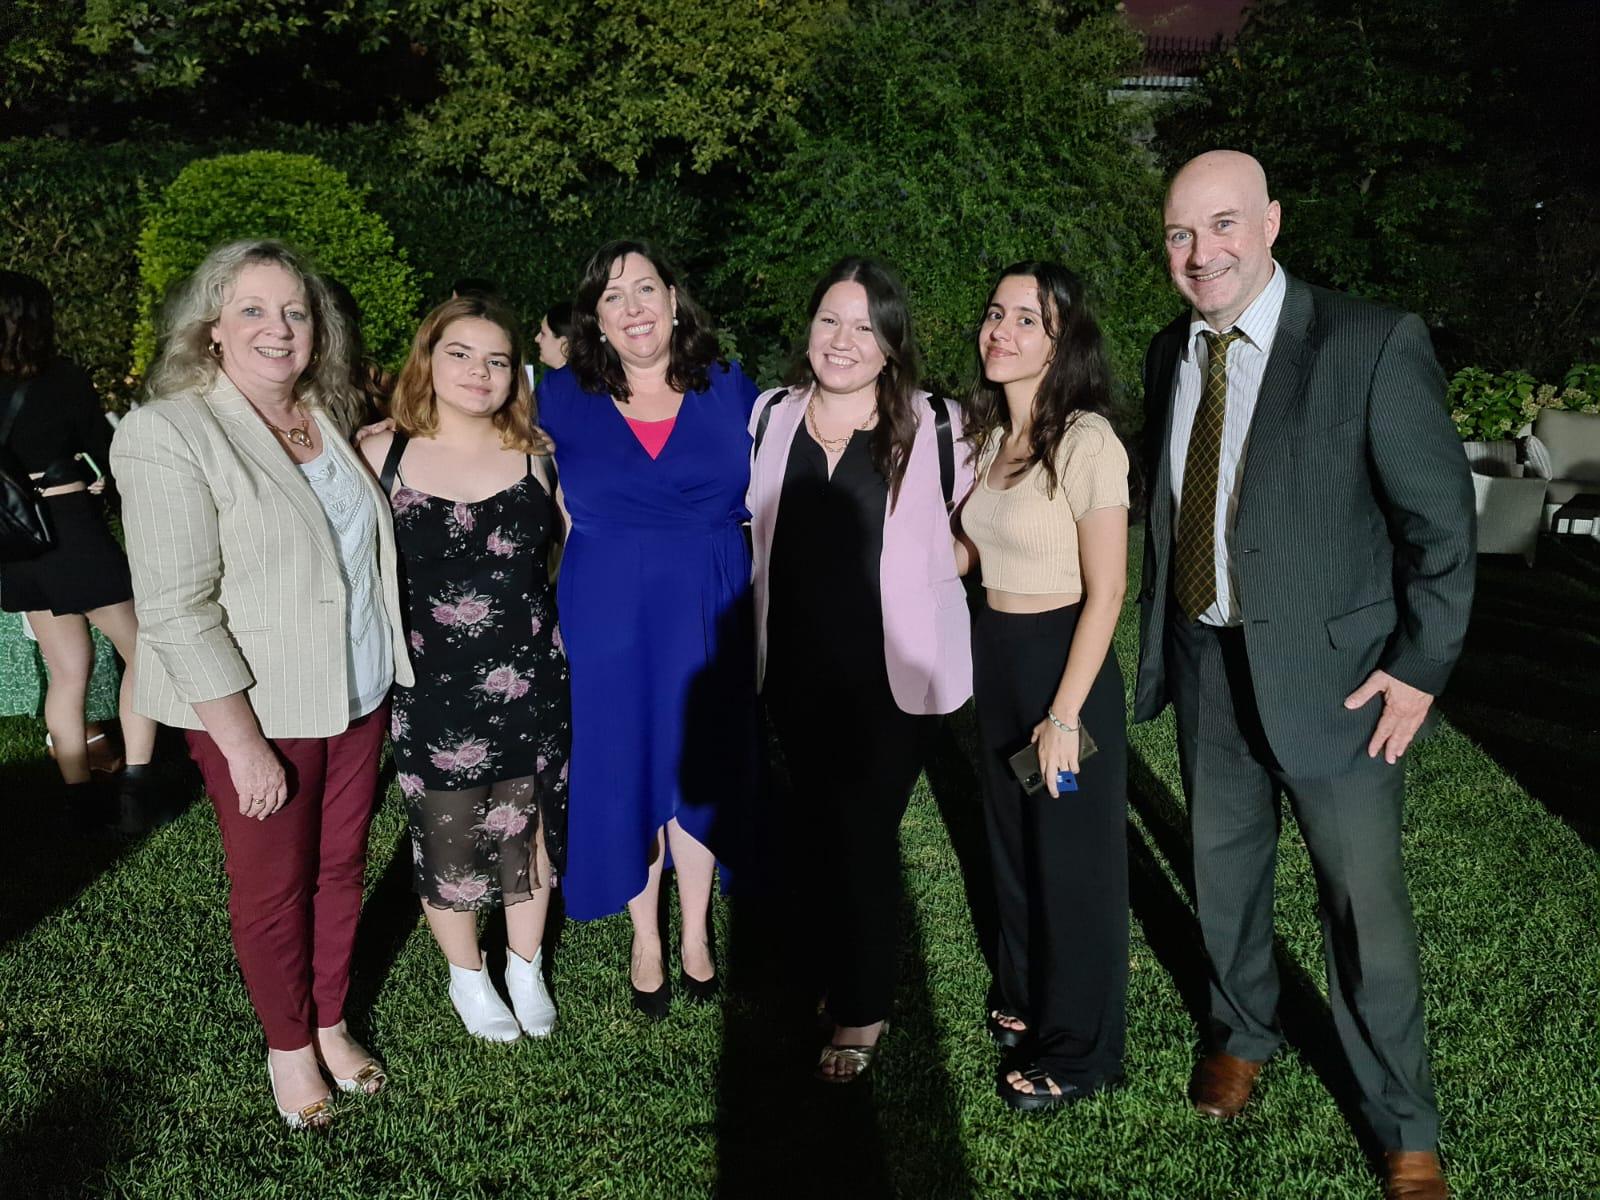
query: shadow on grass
0 725 201 950
714 723 971 1198
0 1056 135 1199
346 764 419 1042
1438 534 1600 848
1125 748 1387 1171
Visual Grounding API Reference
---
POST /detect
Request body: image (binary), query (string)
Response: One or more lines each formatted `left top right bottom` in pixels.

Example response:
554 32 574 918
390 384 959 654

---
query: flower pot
1462 439 1522 478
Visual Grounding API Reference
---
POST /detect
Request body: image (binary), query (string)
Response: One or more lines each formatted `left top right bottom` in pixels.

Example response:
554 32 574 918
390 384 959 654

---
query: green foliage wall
402 0 845 213
718 0 1170 416
1149 0 1598 375
1 130 722 406
133 151 421 376
0 140 194 408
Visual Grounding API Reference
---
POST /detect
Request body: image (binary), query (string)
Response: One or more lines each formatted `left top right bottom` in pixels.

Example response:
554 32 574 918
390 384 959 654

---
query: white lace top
299 447 394 718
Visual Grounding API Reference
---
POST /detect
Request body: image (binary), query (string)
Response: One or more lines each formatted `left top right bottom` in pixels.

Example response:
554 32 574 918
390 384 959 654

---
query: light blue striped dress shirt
1168 262 1287 627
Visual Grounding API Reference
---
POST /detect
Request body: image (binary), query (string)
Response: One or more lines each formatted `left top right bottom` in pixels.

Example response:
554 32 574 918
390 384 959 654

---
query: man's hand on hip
1344 670 1435 764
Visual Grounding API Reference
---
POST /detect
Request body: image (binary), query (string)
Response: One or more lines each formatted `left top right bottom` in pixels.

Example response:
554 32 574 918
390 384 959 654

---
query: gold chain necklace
806 395 877 453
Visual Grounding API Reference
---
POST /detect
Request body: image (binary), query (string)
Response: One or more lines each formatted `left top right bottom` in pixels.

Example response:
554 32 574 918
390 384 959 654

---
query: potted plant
1448 367 1539 475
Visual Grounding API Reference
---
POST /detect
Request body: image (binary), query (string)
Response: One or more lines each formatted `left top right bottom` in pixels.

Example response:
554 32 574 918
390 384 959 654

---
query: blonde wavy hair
389 296 551 454
145 239 362 434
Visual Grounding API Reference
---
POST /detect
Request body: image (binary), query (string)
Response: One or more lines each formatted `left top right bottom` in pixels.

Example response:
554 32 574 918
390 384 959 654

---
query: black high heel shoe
679 966 720 1004
630 948 671 1019
631 977 671 1019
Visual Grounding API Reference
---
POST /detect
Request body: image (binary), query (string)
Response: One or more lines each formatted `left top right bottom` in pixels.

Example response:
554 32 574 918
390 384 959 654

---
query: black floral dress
387 451 570 911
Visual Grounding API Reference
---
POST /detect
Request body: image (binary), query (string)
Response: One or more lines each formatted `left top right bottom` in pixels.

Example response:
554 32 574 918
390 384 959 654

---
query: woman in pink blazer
746 257 973 1083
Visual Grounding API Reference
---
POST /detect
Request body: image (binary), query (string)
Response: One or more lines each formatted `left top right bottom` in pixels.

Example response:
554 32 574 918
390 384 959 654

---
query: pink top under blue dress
538 360 760 920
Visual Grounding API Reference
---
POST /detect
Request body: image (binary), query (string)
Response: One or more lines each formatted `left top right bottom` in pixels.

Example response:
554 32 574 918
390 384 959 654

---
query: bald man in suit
1134 151 1473 1200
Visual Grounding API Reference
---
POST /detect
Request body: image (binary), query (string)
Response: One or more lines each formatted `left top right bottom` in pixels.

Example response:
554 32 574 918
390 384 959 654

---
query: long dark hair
544 301 573 340
0 270 55 379
786 256 923 507
965 262 1112 498
568 240 719 402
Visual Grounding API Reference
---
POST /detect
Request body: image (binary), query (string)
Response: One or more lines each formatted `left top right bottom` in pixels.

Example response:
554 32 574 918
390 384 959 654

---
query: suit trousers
765 667 935 1029
187 702 389 1051
1167 616 1439 1150
973 602 1129 1084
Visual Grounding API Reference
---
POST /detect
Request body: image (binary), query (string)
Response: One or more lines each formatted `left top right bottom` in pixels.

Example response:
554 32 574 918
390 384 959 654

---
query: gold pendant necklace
263 415 314 447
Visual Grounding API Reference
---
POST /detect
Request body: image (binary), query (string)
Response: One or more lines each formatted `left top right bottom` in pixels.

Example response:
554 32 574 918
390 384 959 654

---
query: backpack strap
378 431 410 496
751 388 789 461
0 379 31 446
929 393 955 512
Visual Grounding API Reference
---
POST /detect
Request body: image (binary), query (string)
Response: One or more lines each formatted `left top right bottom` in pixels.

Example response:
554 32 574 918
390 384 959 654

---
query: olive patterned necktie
1174 327 1246 622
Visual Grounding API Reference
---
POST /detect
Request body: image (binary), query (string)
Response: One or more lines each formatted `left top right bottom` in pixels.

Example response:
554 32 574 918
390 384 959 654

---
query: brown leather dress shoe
1188 1051 1263 1119
1383 1151 1448 1200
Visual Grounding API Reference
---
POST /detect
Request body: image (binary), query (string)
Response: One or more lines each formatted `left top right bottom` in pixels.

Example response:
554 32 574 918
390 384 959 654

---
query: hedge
2 128 723 403
0 140 194 408
132 151 421 375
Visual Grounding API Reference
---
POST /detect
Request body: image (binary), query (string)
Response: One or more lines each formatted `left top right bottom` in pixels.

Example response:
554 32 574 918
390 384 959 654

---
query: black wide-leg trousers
765 667 935 1029
973 601 1129 1085
1167 615 1440 1151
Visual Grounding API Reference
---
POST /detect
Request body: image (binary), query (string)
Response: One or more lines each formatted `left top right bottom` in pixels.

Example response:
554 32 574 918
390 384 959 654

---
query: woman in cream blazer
111 239 410 1131
746 258 973 1084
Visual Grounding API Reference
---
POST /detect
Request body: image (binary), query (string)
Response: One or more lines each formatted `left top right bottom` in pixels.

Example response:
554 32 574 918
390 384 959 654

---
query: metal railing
1123 33 1231 91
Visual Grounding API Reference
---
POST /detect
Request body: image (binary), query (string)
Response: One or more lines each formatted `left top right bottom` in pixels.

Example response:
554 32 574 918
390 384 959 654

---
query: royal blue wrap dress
539 361 760 920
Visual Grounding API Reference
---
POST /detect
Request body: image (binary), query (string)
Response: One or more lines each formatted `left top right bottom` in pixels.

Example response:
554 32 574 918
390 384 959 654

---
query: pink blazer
747 385 975 715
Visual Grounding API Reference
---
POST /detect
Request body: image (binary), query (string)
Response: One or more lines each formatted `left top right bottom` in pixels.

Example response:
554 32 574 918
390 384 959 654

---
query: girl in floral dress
360 296 569 1042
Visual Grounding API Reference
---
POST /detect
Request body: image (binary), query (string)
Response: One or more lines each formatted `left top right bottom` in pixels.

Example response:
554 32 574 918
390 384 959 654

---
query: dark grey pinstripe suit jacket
1133 272 1475 778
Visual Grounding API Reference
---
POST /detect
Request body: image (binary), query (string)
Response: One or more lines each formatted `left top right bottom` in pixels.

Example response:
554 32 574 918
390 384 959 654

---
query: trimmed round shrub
133 150 421 376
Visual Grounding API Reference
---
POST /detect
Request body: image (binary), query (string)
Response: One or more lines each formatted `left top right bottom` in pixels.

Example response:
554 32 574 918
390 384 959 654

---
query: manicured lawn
2 534 1597 1198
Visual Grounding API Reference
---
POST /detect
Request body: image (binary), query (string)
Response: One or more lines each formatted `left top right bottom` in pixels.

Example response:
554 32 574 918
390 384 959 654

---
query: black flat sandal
986 1008 1027 1049
998 1064 1123 1113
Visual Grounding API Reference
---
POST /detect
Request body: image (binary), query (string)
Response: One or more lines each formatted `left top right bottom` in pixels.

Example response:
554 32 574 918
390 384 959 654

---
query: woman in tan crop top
954 261 1131 1112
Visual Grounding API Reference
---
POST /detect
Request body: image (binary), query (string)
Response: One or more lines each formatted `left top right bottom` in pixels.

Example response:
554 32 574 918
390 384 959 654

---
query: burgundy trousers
186 702 389 1051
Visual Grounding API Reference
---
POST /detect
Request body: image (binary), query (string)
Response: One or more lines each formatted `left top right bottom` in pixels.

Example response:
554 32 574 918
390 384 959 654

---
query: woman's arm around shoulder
356 427 395 478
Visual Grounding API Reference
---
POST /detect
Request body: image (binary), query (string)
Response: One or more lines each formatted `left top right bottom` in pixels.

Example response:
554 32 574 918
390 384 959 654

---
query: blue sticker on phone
1056 770 1078 793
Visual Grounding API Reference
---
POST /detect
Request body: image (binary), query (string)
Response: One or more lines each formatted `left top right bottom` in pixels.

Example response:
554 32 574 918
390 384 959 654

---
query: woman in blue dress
538 240 758 1017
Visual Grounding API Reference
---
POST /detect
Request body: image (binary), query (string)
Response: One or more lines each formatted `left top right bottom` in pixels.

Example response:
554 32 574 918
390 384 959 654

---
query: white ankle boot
505 947 557 1037
448 961 522 1042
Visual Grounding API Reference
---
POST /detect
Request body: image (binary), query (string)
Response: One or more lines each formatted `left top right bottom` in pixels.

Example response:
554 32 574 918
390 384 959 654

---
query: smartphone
1007 730 1097 796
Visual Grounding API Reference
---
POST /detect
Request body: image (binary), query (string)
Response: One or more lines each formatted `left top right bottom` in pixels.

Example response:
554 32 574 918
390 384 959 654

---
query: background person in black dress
0 270 158 832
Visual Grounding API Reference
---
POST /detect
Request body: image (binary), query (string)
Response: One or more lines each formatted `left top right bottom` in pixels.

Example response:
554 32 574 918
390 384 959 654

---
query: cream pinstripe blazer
110 375 413 739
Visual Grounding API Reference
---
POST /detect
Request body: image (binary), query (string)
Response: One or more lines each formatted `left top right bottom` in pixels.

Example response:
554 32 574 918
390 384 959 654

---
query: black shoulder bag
0 379 57 562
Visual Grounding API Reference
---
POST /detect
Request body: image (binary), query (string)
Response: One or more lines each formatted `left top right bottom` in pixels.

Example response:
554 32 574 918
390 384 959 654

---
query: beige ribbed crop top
962 413 1129 594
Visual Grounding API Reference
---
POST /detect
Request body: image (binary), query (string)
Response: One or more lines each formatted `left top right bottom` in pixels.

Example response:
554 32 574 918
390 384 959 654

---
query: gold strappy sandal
814 1020 890 1084
815 1043 877 1084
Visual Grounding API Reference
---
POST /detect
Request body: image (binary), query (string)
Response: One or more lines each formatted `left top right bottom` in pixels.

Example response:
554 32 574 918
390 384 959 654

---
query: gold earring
209 341 223 360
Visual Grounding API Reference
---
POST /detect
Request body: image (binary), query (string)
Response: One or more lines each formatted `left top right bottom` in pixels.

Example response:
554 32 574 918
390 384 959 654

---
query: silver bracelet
1046 709 1079 733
